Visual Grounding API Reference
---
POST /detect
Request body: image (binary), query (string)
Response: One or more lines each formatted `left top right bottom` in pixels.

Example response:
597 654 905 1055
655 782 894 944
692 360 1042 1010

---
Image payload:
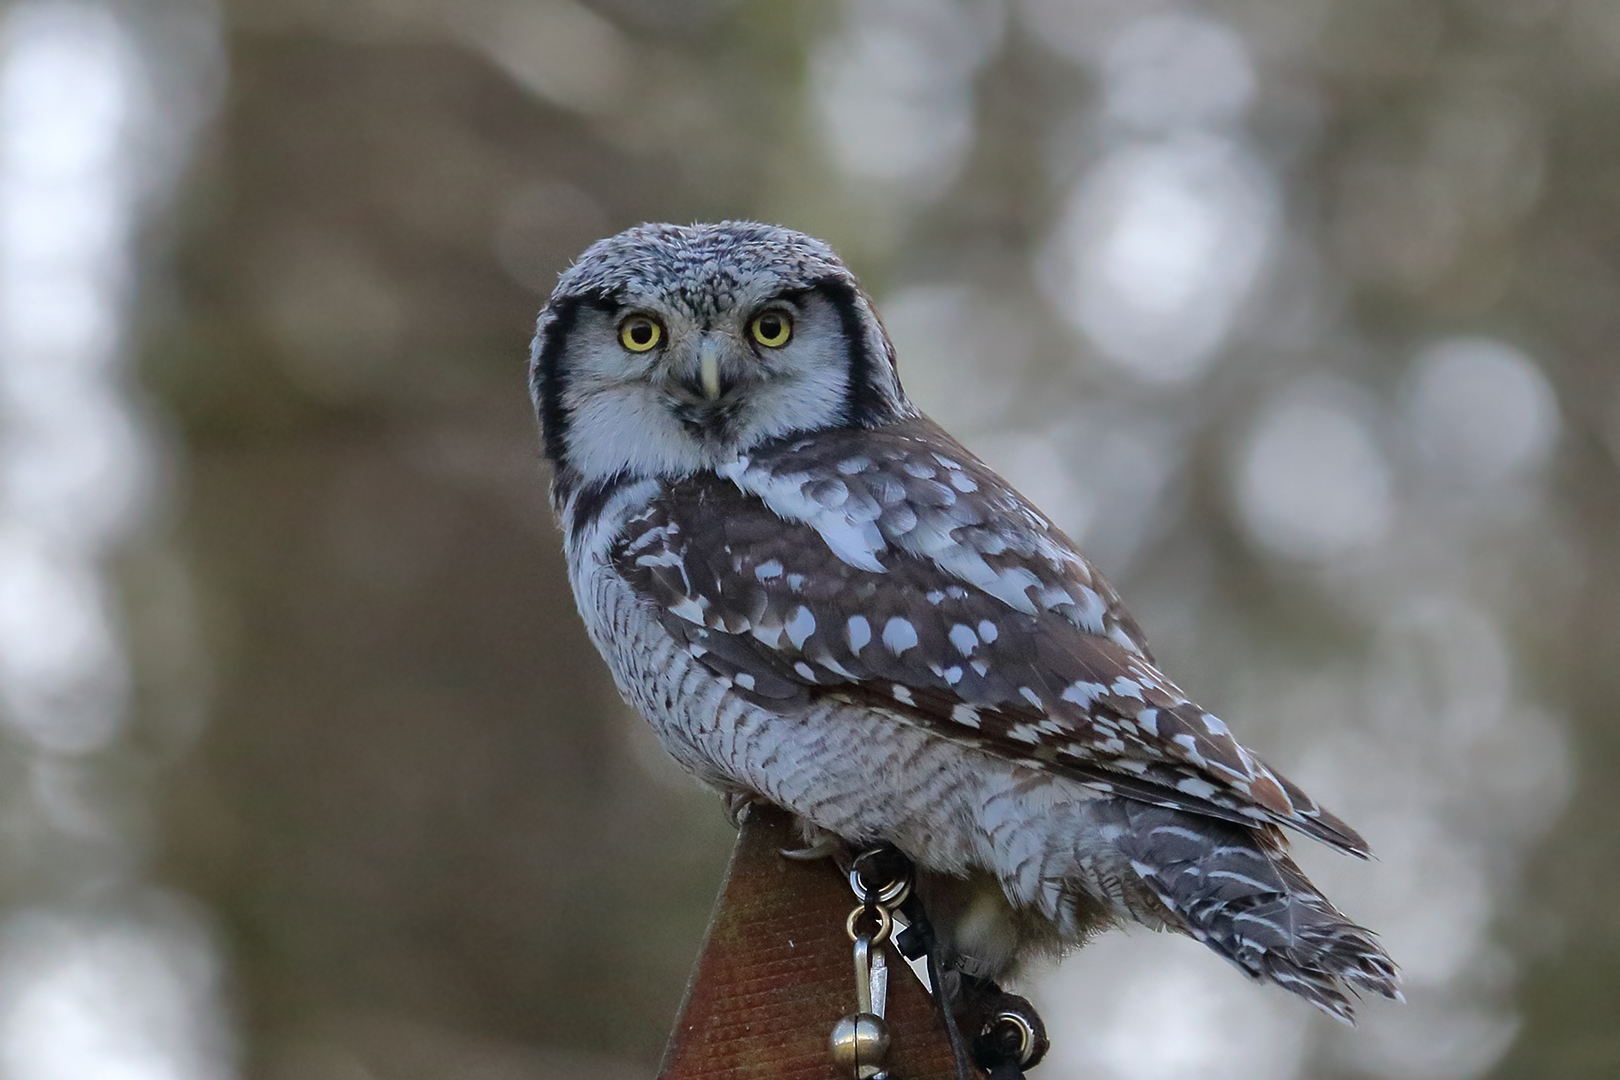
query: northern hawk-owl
530 221 1399 1022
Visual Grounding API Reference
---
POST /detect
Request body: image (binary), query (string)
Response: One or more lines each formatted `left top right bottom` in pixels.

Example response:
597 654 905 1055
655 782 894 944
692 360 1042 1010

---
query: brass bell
830 1011 891 1078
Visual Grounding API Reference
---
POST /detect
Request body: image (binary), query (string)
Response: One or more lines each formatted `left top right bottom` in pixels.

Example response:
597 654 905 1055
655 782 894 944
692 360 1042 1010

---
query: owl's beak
699 338 723 401
664 336 748 439
670 333 748 408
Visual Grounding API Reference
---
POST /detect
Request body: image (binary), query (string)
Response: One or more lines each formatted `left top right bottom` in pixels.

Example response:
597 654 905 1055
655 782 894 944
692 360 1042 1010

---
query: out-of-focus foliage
0 0 1616 1077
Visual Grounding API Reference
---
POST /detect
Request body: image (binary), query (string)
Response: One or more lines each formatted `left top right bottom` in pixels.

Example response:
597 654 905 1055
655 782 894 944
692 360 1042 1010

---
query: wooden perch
658 804 973 1079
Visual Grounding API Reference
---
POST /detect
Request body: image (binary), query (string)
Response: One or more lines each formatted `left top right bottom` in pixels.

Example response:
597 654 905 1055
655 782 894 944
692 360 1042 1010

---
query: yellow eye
619 316 663 352
749 311 793 348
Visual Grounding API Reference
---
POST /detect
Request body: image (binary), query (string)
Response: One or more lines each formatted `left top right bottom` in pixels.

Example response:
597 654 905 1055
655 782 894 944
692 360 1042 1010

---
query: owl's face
531 222 911 495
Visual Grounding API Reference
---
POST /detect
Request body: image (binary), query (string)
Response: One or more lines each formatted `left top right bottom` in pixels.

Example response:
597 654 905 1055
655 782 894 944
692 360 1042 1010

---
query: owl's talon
723 791 767 829
779 834 843 861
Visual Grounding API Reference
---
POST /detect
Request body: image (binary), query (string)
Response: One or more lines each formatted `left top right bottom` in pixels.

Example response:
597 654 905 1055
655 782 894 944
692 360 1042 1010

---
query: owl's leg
897 870 1055 1078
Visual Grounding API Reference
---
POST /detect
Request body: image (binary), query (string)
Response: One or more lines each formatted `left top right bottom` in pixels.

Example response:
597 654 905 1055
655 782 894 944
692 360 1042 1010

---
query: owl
530 221 1399 1024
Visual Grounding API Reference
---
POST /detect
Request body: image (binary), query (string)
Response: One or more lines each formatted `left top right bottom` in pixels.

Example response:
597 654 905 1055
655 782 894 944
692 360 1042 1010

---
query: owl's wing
613 418 1369 857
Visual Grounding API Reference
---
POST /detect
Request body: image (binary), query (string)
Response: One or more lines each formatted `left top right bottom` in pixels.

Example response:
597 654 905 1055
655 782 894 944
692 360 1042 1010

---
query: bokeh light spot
1404 336 1559 485
0 905 235 1080
1042 133 1276 383
1236 386 1392 561
809 0 998 194
1100 13 1256 131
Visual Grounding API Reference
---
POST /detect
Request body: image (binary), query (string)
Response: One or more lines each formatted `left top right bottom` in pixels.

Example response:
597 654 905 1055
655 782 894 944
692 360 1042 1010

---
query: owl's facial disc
533 221 916 489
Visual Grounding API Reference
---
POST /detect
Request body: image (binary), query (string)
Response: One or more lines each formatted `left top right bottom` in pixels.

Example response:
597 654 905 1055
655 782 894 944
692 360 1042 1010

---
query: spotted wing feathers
614 419 1369 856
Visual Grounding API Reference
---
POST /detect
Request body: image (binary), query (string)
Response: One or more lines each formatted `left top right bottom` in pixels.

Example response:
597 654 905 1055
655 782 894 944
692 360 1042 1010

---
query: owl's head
531 222 912 493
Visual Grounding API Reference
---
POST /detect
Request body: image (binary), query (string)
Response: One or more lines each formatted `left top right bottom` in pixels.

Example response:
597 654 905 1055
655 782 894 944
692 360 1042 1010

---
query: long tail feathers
1117 806 1401 1023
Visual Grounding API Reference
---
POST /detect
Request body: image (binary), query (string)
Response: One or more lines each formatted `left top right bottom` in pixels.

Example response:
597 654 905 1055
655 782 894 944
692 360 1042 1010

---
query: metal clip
834 927 893 1078
831 849 915 1080
851 932 890 1020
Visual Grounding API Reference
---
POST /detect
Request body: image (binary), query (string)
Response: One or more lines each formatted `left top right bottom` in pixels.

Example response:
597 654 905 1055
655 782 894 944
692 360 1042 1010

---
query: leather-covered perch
658 805 975 1079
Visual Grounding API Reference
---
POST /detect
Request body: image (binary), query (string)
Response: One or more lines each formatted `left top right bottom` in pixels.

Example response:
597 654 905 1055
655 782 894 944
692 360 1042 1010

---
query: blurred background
0 0 1616 1077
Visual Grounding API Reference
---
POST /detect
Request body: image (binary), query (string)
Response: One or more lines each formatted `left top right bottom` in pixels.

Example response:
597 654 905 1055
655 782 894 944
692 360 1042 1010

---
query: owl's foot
960 976 1049 1076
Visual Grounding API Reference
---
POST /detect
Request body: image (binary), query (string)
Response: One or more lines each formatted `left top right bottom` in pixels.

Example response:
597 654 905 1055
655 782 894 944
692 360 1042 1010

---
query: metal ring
989 1011 1037 1066
847 864 911 909
846 905 894 947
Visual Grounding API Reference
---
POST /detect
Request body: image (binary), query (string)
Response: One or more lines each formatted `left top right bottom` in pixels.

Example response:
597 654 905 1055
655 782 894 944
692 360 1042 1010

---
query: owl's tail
1116 804 1401 1023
